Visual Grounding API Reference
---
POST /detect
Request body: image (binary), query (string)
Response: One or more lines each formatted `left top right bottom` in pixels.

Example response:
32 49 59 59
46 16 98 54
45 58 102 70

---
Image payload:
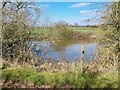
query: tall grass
2 67 118 88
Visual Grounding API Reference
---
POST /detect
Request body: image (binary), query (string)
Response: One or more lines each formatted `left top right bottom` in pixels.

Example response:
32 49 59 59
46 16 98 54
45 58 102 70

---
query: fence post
80 42 85 73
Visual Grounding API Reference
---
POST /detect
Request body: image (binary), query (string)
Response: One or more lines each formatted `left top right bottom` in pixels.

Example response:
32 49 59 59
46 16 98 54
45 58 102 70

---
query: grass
29 27 50 35
68 26 100 32
28 26 102 41
29 26 101 35
2 67 118 88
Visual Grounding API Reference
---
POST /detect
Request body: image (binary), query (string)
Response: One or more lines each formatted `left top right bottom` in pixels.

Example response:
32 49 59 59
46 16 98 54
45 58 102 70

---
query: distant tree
74 23 78 26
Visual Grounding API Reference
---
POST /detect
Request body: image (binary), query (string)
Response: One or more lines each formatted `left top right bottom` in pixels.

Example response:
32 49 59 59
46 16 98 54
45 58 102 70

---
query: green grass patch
2 67 118 88
29 26 101 35
69 26 100 32
29 27 50 35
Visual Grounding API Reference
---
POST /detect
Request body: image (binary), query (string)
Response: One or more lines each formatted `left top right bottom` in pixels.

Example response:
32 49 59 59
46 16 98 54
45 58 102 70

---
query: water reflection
29 40 97 61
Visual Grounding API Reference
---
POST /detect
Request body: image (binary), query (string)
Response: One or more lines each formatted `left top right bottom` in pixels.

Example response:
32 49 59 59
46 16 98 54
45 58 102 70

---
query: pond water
29 40 97 61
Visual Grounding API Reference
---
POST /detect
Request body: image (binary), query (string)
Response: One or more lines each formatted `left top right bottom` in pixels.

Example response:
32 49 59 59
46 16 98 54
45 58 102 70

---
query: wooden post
80 42 85 73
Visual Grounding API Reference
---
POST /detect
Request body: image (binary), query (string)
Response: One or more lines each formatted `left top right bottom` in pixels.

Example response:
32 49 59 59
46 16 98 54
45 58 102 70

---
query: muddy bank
70 32 96 40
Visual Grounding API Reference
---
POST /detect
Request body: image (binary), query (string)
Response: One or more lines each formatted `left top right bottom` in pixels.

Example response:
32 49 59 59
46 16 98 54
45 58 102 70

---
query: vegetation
2 2 41 63
2 67 118 88
30 26 100 34
28 25 99 41
1 1 119 89
96 2 120 65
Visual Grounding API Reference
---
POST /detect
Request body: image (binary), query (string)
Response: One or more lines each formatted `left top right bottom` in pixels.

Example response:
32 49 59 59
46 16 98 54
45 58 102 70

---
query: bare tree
2 1 41 63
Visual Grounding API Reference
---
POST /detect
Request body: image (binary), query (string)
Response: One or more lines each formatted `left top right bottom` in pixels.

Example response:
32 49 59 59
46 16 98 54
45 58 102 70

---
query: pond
29 39 97 61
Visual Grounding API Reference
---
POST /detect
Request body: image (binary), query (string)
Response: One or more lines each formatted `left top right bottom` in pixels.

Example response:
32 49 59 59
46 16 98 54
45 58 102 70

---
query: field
69 26 100 32
29 26 101 35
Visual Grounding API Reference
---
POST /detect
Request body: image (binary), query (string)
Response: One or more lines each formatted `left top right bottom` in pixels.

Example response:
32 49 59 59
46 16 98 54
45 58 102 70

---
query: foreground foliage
2 67 118 88
2 2 41 62
98 2 120 63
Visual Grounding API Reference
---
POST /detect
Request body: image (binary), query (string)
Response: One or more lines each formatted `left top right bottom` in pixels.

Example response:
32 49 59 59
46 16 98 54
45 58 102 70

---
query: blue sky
35 2 108 26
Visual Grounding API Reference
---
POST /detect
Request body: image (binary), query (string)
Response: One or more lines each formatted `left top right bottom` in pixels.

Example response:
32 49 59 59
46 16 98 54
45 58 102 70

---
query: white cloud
80 10 97 14
80 9 103 14
80 9 102 18
39 4 49 8
80 10 91 13
69 3 91 8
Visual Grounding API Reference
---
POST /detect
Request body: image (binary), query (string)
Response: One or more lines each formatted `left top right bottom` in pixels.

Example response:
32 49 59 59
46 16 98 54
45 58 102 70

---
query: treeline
29 25 99 29
69 25 99 28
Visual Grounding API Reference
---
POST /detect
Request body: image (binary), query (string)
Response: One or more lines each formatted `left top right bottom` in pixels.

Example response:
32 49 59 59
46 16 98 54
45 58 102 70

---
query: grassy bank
2 67 118 88
30 26 100 35
28 26 101 41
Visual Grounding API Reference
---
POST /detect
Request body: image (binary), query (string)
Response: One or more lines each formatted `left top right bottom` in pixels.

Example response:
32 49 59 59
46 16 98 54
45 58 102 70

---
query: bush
50 21 72 41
